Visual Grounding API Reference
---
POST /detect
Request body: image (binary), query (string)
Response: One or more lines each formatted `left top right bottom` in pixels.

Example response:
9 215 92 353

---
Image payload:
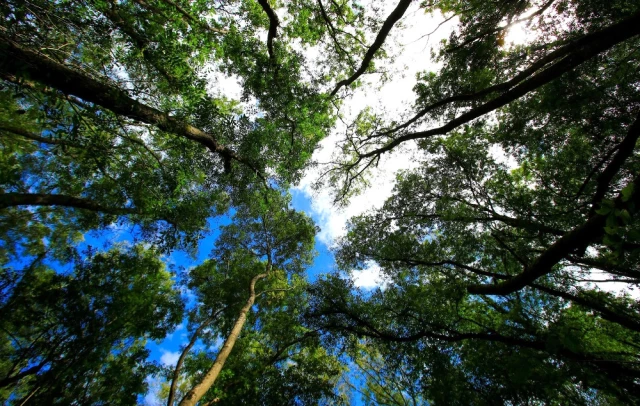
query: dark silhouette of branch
0 193 138 215
256 0 280 59
0 125 82 148
330 0 413 96
159 0 228 34
531 283 640 333
467 167 640 295
314 306 640 388
0 362 47 389
354 12 640 161
589 113 640 216
317 0 355 67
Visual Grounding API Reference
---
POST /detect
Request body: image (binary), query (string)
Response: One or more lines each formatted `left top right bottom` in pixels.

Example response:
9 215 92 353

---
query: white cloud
143 375 164 406
294 6 450 249
292 5 457 293
351 262 388 289
164 323 185 341
160 349 181 367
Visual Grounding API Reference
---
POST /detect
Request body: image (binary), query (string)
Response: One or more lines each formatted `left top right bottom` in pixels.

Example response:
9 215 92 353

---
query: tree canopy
1 0 640 404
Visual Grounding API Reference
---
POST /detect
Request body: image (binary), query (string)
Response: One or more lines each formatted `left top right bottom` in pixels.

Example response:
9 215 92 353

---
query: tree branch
0 125 82 148
445 0 556 53
0 37 267 183
589 113 640 216
159 0 228 34
330 0 413 96
167 313 219 406
530 283 640 333
0 193 138 215
256 0 279 60
356 12 640 159
467 170 640 296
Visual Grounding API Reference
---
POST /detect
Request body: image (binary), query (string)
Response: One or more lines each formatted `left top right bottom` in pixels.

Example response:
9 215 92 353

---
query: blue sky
140 187 339 404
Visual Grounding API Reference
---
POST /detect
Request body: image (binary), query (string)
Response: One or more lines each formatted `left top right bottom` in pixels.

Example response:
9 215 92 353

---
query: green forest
1 0 640 404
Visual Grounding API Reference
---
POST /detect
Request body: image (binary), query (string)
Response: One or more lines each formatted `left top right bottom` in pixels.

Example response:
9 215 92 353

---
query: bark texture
178 272 268 406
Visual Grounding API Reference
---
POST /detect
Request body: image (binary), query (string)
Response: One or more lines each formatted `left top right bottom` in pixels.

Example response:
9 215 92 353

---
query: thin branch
531 283 640 332
0 193 138 215
167 312 221 406
159 0 228 34
330 0 413 96
0 125 82 148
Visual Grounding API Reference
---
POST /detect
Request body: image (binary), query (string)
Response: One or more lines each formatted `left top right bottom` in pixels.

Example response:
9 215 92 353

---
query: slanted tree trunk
167 316 214 406
178 272 268 406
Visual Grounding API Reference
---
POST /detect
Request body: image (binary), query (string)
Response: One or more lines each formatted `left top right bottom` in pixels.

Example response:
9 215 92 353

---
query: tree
0 245 183 404
308 0 640 403
1 0 378 403
160 191 344 405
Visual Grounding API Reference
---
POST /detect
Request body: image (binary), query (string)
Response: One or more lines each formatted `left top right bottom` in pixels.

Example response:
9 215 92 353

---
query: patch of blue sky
143 188 338 394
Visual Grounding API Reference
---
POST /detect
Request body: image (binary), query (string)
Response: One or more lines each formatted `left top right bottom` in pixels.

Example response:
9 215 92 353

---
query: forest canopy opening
1 0 639 404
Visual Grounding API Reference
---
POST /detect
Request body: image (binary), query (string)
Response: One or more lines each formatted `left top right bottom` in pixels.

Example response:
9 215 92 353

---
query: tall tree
166 191 343 405
310 0 640 403
0 245 183 404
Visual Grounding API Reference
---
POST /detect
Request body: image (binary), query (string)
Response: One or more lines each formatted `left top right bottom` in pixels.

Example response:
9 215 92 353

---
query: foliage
0 245 182 404
308 0 640 404
3 0 640 404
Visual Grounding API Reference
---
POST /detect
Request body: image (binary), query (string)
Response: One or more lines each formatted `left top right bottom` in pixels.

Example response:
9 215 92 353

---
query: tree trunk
178 272 267 406
167 316 214 406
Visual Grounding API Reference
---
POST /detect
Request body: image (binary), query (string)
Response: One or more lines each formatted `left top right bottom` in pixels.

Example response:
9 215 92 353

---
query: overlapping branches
331 11 640 197
467 113 640 295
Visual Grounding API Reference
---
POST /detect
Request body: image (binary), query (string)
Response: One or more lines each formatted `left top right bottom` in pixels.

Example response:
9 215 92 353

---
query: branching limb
468 168 640 295
0 37 268 184
330 0 413 96
359 12 640 159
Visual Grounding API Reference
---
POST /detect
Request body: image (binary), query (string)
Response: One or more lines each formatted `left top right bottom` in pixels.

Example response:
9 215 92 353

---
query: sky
141 3 544 404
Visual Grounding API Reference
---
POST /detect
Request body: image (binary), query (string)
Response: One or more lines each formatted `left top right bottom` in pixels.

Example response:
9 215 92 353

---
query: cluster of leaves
1 0 389 403
307 0 640 404
0 245 182 404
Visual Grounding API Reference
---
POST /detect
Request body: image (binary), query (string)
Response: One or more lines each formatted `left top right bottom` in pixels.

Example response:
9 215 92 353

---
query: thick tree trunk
178 272 267 406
